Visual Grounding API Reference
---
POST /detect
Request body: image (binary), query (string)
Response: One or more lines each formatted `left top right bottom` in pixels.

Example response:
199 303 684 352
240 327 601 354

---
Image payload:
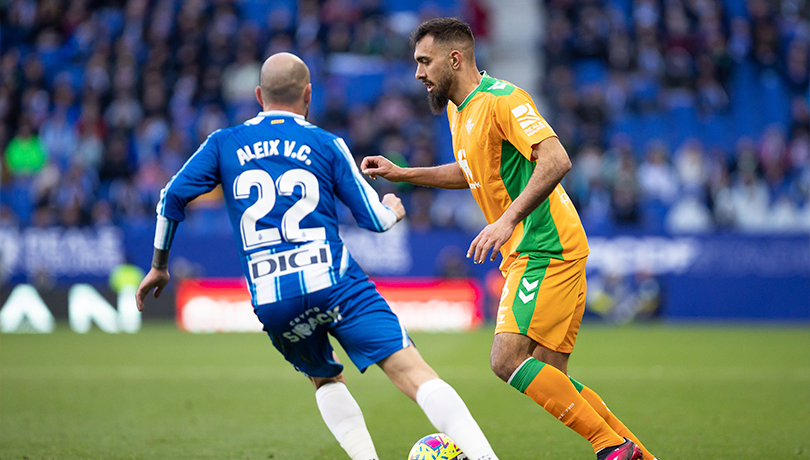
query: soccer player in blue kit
135 52 499 460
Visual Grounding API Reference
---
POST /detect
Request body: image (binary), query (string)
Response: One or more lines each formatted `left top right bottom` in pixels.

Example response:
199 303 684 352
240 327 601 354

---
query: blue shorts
253 261 410 378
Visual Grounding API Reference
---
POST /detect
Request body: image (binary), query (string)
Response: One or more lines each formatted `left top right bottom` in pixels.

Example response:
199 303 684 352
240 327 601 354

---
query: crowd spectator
0 0 806 236
548 0 809 233
4 118 47 178
0 0 487 230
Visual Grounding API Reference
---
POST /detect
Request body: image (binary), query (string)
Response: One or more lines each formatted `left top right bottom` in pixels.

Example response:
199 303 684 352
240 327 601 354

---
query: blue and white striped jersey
154 110 398 305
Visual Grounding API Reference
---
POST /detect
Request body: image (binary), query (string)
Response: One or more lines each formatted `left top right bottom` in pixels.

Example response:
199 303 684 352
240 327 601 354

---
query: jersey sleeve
153 130 222 249
330 137 398 232
493 88 557 160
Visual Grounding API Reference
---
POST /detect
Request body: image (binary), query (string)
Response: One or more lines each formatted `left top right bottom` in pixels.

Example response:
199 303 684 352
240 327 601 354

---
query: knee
490 352 517 383
490 332 537 383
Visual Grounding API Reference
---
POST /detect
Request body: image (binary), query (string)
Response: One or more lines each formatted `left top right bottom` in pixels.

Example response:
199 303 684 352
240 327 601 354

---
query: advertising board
174 277 484 333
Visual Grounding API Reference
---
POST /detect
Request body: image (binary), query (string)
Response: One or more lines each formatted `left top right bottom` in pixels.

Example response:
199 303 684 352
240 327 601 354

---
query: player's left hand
381 193 406 222
467 219 515 264
135 268 170 312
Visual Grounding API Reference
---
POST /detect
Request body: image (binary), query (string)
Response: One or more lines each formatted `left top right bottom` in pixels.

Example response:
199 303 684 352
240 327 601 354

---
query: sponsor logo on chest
456 149 481 189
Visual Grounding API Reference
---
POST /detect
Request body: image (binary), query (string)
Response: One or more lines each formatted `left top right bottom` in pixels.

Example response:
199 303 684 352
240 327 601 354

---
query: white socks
316 379 498 460
416 379 499 460
315 382 378 460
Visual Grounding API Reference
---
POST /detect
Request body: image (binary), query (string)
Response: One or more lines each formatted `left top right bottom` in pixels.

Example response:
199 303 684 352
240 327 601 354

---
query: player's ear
255 86 264 108
449 50 463 70
303 83 312 105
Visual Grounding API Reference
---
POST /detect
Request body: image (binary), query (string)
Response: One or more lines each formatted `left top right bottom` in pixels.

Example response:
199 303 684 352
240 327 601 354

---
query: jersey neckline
257 110 306 119
455 71 490 112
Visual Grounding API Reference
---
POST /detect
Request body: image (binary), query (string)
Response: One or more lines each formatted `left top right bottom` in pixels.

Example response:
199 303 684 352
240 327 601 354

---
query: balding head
258 52 311 107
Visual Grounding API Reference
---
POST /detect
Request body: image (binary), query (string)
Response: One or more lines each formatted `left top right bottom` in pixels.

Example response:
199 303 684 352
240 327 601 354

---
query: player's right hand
361 155 403 182
135 268 170 312
381 193 406 222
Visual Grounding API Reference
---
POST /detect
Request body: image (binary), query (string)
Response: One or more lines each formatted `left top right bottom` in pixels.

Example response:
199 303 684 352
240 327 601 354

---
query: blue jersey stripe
153 215 178 250
333 138 397 232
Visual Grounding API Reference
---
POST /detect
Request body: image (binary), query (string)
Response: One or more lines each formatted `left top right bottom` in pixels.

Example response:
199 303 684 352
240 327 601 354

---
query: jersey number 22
234 169 326 250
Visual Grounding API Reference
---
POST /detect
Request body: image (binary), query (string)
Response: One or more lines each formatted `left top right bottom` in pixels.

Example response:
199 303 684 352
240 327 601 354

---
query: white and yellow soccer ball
408 433 468 460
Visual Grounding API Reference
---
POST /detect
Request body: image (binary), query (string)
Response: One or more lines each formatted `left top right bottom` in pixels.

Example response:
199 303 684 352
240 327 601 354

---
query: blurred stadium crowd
0 0 807 235
546 0 809 233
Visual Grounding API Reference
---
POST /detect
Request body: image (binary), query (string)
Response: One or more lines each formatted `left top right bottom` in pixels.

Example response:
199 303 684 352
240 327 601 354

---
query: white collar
258 110 305 120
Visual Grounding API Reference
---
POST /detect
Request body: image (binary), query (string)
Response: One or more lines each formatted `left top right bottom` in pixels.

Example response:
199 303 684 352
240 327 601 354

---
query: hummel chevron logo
518 278 538 304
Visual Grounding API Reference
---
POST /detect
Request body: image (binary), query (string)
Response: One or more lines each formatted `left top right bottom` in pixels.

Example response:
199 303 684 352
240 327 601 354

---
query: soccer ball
408 433 467 460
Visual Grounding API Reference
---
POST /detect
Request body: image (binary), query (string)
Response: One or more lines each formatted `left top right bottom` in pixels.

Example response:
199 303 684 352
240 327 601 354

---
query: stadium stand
0 0 807 236
543 0 809 233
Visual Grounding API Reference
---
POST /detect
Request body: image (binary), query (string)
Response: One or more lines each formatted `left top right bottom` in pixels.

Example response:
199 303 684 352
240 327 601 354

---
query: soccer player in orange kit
361 17 659 460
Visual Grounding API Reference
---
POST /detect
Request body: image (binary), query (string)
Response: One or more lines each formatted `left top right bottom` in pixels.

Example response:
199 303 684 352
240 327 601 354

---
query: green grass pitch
2 322 809 459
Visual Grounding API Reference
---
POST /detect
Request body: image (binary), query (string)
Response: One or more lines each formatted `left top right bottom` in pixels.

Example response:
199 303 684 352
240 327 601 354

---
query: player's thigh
254 290 345 378
495 255 587 354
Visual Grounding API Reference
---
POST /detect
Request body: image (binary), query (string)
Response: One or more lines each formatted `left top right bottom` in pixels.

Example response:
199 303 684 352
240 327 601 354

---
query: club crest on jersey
511 103 545 136
456 149 481 189
248 242 332 281
465 117 475 134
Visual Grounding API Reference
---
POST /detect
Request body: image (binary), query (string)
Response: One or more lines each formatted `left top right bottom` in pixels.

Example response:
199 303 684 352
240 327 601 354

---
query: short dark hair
410 17 474 49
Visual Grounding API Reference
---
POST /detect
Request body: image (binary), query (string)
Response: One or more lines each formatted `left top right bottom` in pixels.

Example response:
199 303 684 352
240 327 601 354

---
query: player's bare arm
361 156 468 189
135 248 171 311
467 136 572 263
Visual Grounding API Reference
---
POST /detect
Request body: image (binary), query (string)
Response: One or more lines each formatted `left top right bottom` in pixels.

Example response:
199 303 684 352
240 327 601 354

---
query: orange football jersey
447 72 589 272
